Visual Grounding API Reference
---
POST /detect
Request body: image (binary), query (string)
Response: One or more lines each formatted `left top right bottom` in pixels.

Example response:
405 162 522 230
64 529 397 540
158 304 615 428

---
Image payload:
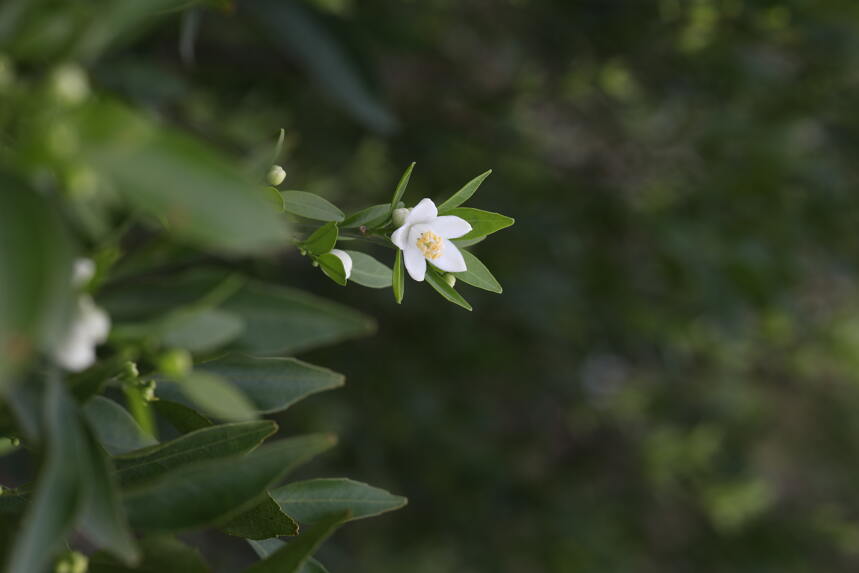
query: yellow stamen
416 230 444 260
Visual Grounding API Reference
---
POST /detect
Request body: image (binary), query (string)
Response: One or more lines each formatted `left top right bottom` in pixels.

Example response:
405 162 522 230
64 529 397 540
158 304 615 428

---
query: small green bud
9 437 20 447
443 273 457 288
158 349 192 378
55 551 88 573
121 361 139 381
138 379 157 402
267 165 286 186
50 64 89 105
392 207 411 227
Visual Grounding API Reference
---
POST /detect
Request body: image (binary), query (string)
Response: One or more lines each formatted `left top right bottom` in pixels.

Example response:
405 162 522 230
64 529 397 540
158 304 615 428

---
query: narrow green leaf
7 379 84 573
221 493 299 539
248 538 285 558
317 253 347 286
283 191 344 222
443 208 514 240
223 281 375 355
243 511 350 573
273 478 407 524
392 250 404 304
198 355 344 414
160 308 245 353
179 372 258 422
300 558 330 573
123 434 336 532
114 421 276 488
437 169 492 212
83 397 157 455
389 162 415 214
425 270 472 311
272 128 286 164
301 222 339 256
343 251 392 288
456 251 503 293
151 400 212 434
341 204 389 229
89 536 208 573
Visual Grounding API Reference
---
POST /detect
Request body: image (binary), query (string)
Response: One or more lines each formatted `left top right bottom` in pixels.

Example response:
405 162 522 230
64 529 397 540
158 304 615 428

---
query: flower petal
391 224 410 250
431 239 467 273
330 249 353 279
404 246 427 281
430 216 472 239
404 198 437 226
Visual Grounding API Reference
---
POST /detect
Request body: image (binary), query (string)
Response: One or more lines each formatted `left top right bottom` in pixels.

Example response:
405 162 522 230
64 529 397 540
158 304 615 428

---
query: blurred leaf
302 222 339 256
455 251 503 294
123 434 336 532
7 379 83 573
197 354 344 414
248 538 285 558
341 204 389 229
283 191 344 222
223 281 375 354
151 399 212 434
317 252 347 286
76 100 289 254
300 558 330 573
443 208 514 241
265 186 286 212
425 269 472 311
115 420 276 488
389 162 415 214
90 535 208 573
392 250 404 304
0 179 74 388
177 372 258 422
160 308 246 353
244 0 397 133
243 511 349 573
221 493 299 539
437 170 493 213
343 251 392 288
273 478 406 524
83 396 157 455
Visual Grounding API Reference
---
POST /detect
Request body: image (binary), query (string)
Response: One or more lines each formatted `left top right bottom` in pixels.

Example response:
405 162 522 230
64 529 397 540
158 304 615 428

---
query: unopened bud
267 165 286 186
55 551 88 573
158 349 192 378
121 361 139 381
392 207 410 227
50 64 89 105
443 273 457 288
138 379 157 402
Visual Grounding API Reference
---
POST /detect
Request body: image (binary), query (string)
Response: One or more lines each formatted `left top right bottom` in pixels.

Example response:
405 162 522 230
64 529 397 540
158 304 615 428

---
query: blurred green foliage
5 0 859 572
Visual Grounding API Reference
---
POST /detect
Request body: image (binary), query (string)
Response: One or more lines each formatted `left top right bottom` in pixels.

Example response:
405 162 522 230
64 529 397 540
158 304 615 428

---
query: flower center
416 230 444 260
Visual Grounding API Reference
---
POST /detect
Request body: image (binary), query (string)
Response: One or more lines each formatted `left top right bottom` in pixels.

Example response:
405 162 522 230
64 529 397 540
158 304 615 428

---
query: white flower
391 198 472 282
53 295 110 372
72 258 95 287
330 249 353 279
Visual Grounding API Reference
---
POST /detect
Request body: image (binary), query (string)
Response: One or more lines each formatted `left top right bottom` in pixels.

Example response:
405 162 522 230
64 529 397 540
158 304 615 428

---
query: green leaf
265 186 286 212
248 538 285 558
114 421 276 488
392 250 405 304
90 536 208 573
443 208 514 240
341 204 389 229
273 478 407 524
160 308 246 353
389 162 415 214
243 511 350 573
317 253 347 286
197 355 344 414
7 379 84 573
282 191 345 222
151 399 212 434
437 169 493 212
123 434 336 532
272 128 286 164
0 178 74 388
452 236 486 248
301 222 339 256
221 493 299 539
178 372 259 422
223 281 375 355
425 269 472 311
75 100 289 254
343 251 392 288
455 250 503 293
300 558 330 573
83 396 157 455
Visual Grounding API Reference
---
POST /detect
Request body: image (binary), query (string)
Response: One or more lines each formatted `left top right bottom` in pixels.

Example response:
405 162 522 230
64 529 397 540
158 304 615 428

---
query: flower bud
267 164 286 186
0 54 14 92
330 249 353 280
139 379 157 402
392 207 411 227
443 273 457 288
55 551 88 573
50 64 89 105
158 349 192 378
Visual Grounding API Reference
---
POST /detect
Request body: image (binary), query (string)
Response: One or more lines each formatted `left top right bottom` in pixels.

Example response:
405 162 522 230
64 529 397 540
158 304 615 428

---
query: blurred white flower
330 249 353 279
391 198 471 281
52 259 110 372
